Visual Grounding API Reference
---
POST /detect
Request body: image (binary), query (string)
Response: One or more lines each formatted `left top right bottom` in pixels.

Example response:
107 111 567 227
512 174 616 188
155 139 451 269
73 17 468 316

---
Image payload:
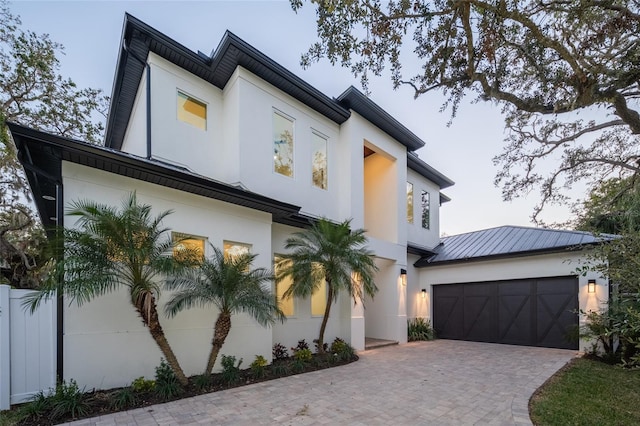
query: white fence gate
0 284 56 410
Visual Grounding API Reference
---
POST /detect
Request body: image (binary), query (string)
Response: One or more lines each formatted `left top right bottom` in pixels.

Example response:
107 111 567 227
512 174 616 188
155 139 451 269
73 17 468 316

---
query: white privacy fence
0 285 56 410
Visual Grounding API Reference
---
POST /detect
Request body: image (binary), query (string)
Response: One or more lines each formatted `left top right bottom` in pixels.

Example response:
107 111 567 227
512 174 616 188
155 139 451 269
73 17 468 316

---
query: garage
433 276 578 350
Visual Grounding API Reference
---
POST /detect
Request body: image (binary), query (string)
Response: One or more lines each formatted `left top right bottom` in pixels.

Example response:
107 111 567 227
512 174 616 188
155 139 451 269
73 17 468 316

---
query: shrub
131 376 155 393
220 355 243 385
272 362 289 377
330 337 355 361
20 390 51 419
272 343 289 360
293 348 313 362
250 355 268 379
110 387 137 410
292 358 306 373
49 379 92 420
407 317 435 341
291 339 309 354
313 339 329 353
194 374 212 391
154 359 182 400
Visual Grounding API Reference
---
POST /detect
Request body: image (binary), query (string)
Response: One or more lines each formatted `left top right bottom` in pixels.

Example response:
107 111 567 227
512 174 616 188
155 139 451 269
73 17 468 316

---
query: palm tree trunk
317 282 333 353
205 311 232 375
136 296 189 386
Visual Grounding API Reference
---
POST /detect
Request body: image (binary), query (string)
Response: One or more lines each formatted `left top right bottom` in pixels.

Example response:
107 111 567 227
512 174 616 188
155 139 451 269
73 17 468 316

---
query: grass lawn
530 357 640 425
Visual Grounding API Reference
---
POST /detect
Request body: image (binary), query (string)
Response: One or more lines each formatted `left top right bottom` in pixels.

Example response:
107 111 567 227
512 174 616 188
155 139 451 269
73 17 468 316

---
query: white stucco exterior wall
407 169 441 249
61 162 276 390
416 251 608 351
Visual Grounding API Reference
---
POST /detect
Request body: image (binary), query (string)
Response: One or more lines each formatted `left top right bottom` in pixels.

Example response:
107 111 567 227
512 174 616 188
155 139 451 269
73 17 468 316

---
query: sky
10 0 580 236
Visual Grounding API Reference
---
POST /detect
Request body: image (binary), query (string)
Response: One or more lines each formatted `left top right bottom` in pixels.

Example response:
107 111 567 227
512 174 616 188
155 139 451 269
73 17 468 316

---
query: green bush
272 362 289 377
49 379 92 420
293 348 312 362
193 374 212 391
131 376 155 393
407 317 435 341
272 343 289 360
330 337 355 361
110 387 137 410
250 355 268 378
220 355 243 385
154 359 182 400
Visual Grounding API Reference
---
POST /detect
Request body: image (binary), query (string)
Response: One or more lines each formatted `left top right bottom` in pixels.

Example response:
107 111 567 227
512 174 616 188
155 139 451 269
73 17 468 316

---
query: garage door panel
433 277 578 349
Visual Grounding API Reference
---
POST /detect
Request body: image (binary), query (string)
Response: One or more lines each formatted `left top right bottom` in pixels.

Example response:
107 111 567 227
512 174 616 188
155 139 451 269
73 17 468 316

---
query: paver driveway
65 340 576 426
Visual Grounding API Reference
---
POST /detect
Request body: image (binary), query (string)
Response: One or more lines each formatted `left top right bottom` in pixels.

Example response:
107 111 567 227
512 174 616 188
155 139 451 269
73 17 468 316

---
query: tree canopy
293 0 640 220
0 1 108 287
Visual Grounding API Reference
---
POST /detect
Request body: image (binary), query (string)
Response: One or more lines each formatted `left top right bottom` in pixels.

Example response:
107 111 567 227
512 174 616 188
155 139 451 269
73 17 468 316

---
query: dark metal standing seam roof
414 225 617 267
9 123 306 229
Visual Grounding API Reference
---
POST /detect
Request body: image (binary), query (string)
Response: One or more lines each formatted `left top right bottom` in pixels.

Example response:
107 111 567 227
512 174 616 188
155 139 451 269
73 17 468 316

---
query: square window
172 232 206 261
223 241 251 260
273 110 294 177
311 131 328 190
177 91 207 130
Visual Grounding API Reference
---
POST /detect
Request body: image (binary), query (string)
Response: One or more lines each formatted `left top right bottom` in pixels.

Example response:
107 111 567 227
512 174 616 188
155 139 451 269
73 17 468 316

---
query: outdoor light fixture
42 195 56 201
588 279 596 294
400 268 407 286
421 289 427 299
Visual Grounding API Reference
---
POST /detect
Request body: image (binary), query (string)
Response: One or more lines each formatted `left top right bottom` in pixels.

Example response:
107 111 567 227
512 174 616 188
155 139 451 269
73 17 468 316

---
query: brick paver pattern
64 340 576 426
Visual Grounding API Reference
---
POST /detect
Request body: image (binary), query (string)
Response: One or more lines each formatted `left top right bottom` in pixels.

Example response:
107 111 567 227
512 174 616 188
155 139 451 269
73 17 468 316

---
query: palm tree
25 193 190 385
275 218 378 352
165 246 285 375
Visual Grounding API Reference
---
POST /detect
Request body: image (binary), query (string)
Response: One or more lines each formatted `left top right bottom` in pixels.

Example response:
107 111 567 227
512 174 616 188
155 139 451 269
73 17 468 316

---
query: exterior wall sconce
400 268 407 286
588 279 596 294
421 289 427 299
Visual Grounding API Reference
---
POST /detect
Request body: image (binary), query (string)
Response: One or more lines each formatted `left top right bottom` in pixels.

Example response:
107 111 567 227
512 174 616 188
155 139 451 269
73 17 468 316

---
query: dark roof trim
407 152 455 189
414 244 596 268
9 123 302 227
337 86 425 152
407 242 437 257
106 14 350 150
440 193 451 204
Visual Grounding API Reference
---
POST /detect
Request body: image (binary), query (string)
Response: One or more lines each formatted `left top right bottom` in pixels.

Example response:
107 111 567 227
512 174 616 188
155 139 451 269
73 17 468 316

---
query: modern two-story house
9 14 607 392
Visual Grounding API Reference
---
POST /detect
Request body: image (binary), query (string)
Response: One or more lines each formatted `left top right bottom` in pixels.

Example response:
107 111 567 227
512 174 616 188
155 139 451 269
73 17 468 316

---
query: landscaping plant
407 317 435 342
166 246 285 375
220 355 243 385
272 343 289 360
154 359 183 400
250 355 268 379
275 218 378 352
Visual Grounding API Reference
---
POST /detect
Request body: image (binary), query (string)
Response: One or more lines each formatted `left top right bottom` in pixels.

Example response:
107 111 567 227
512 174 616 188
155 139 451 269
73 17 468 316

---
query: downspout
123 41 152 159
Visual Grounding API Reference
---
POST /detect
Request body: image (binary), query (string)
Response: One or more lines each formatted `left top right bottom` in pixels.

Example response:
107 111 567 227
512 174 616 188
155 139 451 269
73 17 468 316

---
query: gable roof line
407 152 455 189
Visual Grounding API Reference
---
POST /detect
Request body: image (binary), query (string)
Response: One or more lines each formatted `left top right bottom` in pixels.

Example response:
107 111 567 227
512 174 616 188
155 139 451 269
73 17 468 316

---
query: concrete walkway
65 340 576 426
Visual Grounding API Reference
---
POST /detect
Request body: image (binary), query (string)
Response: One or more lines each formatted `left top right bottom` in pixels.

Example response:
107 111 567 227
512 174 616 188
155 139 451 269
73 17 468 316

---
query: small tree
275 218 378 352
165 246 285 375
25 193 190 385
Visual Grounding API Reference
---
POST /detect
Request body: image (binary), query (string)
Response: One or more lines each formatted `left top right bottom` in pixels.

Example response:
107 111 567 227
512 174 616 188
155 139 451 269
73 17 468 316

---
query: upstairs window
177 91 207 130
407 182 414 224
421 190 430 230
273 110 294 177
311 131 328 189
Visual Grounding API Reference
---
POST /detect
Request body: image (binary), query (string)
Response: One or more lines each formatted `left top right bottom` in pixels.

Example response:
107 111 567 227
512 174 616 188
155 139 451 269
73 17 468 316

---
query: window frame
272 109 295 178
222 240 252 260
407 181 414 224
421 190 430 230
311 272 327 318
172 232 206 261
274 255 296 318
176 90 207 130
311 129 328 190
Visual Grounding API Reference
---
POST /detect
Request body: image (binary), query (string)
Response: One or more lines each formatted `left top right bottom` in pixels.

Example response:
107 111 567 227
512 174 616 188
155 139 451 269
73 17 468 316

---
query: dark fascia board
337 86 425 152
407 152 455 189
439 192 451 204
105 13 350 150
407 242 436 257
413 243 599 268
9 123 302 223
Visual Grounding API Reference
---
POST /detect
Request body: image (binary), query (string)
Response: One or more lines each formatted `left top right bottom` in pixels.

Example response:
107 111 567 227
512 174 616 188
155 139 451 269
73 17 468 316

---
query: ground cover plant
529 357 640 425
0 338 357 426
407 317 435 342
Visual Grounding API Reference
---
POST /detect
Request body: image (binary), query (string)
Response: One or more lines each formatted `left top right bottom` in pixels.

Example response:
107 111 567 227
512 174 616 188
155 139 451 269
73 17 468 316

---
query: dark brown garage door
433 276 578 349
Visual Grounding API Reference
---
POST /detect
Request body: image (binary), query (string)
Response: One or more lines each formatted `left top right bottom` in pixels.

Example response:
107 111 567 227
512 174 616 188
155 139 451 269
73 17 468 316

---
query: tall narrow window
273 111 294 177
172 232 205 262
421 190 430 230
311 264 326 316
311 131 328 189
407 182 414 224
223 241 251 260
274 256 295 317
177 91 207 130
